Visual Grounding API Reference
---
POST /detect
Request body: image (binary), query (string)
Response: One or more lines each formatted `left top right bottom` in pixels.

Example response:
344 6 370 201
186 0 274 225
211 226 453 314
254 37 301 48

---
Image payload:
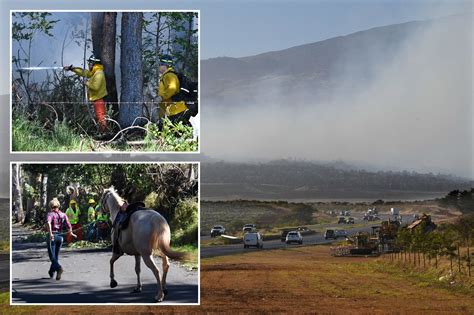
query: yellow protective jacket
65 205 81 225
73 64 108 101
158 68 187 117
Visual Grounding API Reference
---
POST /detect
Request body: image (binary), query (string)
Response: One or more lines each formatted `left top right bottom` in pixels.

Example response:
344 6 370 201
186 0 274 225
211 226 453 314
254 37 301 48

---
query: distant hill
201 160 472 201
201 15 469 107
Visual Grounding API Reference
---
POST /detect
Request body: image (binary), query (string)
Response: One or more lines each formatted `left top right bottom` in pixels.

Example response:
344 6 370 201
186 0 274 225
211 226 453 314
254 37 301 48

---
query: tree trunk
101 12 118 114
24 173 39 224
120 12 144 128
12 164 24 224
181 13 194 74
91 13 104 57
155 13 162 83
38 173 48 223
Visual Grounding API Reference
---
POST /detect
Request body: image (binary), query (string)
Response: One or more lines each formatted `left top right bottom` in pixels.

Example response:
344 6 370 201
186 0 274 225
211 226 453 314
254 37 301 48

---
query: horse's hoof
132 287 142 293
163 289 168 296
155 294 164 303
110 279 118 288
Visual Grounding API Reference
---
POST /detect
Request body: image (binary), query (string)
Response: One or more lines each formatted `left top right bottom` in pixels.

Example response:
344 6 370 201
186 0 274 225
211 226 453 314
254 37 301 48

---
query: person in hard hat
86 198 97 241
64 54 108 132
95 208 110 241
157 54 189 124
45 198 76 280
65 199 82 243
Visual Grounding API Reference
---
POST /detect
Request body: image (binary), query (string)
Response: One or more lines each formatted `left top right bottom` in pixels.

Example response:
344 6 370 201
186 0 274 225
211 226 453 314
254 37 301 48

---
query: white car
210 225 225 237
285 231 303 245
243 232 263 248
243 224 256 233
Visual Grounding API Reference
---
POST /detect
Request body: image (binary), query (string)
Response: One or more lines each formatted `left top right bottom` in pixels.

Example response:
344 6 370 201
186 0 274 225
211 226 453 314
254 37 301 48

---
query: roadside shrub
172 222 198 246
144 191 160 208
171 198 198 230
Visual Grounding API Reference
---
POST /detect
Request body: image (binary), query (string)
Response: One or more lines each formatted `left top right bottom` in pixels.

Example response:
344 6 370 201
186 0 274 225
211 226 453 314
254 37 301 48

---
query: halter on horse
101 187 187 302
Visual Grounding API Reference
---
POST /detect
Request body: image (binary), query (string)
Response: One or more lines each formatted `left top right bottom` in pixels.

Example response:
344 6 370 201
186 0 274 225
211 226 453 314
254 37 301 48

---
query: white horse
100 187 186 302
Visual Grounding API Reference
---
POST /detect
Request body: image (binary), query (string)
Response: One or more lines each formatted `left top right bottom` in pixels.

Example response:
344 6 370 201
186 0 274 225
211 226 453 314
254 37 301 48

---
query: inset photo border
10 161 200 305
10 10 200 154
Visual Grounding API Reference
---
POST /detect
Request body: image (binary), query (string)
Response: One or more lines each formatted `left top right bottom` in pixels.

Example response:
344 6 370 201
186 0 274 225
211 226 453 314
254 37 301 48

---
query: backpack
166 71 198 103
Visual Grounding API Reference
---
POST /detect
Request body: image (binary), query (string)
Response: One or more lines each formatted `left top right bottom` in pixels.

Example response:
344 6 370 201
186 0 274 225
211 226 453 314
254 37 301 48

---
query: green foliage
146 118 197 151
394 214 474 273
142 12 198 93
144 191 160 208
12 12 58 41
12 117 89 152
17 164 198 243
171 199 198 246
172 222 198 247
171 199 198 230
439 189 474 214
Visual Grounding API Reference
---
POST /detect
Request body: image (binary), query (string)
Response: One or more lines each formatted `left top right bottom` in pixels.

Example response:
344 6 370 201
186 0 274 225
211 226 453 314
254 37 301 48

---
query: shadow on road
12 278 198 304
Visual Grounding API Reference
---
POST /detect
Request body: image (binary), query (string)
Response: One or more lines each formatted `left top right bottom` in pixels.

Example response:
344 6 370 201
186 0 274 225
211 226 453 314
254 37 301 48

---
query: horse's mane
101 186 124 206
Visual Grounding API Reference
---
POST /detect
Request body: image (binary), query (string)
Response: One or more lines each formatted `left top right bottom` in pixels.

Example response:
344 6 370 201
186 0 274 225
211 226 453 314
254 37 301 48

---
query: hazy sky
1 0 473 197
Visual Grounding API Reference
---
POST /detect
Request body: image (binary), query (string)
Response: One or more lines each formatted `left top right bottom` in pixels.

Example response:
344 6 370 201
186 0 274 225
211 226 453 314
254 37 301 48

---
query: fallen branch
131 116 151 126
99 125 149 145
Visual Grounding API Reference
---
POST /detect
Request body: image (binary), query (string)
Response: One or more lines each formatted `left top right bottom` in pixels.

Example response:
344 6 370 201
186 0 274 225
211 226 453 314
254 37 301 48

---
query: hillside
201 161 472 201
201 15 469 106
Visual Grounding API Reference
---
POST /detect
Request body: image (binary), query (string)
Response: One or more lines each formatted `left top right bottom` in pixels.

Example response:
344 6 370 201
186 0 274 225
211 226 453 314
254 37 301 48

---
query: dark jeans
87 223 97 241
47 234 63 272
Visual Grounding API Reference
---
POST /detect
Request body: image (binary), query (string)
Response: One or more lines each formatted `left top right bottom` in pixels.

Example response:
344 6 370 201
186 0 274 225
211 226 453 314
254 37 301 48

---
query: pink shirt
46 210 72 233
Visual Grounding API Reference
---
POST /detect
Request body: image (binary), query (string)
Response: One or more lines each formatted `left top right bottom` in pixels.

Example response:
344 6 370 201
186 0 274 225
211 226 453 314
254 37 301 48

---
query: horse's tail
151 219 190 262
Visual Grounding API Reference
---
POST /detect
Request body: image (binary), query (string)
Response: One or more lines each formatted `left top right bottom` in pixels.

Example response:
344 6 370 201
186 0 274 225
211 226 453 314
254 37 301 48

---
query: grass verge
170 245 198 270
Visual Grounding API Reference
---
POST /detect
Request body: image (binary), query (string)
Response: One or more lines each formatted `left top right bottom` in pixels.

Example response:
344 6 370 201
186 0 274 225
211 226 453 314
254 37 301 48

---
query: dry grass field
2 245 473 314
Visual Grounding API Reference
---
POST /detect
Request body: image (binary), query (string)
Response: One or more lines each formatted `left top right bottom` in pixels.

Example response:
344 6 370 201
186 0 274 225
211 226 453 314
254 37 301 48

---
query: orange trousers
67 223 83 243
93 99 108 132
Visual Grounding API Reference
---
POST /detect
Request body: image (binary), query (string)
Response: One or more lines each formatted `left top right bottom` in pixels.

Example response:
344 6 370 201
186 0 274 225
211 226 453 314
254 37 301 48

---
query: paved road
11 225 198 304
202 213 413 258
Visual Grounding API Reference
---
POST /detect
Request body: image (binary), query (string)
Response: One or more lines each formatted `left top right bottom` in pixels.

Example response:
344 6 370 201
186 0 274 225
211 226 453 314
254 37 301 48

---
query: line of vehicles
210 223 306 248
209 207 418 251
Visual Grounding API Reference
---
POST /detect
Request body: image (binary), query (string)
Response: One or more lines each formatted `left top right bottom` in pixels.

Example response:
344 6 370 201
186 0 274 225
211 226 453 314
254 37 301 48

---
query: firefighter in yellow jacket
157 54 188 122
64 54 108 132
65 199 82 243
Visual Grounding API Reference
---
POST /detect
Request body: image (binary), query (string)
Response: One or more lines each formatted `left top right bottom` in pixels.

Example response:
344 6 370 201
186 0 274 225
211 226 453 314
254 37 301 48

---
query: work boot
56 268 64 280
48 270 54 278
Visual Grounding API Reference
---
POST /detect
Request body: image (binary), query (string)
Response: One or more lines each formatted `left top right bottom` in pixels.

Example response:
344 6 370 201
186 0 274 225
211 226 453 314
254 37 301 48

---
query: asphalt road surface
11 225 198 304
202 213 413 258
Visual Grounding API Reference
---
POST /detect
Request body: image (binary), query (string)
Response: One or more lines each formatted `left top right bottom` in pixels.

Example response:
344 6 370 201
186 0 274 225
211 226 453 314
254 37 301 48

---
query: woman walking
45 198 76 280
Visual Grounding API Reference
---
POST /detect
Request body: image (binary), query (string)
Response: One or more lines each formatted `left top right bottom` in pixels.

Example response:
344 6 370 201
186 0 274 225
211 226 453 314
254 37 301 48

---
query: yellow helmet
88 198 96 204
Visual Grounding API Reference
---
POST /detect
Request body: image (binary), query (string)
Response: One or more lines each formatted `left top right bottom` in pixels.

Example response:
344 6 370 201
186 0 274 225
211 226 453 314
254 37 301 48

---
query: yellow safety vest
66 206 80 224
87 206 96 222
96 212 109 222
